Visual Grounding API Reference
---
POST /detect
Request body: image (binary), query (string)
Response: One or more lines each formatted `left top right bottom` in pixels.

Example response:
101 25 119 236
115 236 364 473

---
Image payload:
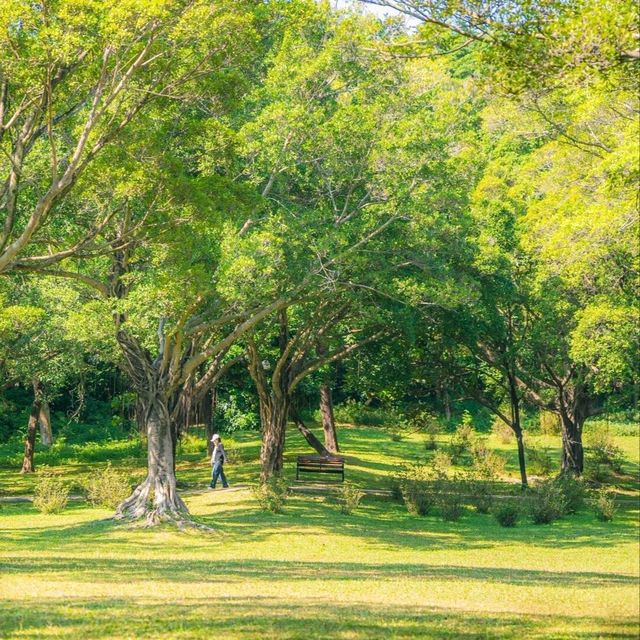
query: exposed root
114 477 218 533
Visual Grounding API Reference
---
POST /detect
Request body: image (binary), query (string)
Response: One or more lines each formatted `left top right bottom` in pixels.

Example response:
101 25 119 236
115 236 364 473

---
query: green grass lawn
1 422 639 638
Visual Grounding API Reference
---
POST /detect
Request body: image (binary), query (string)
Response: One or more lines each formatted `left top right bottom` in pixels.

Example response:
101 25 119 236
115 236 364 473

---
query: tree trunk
555 384 591 476
508 374 527 488
260 394 289 482
442 385 451 422
559 413 584 475
204 387 216 458
291 407 330 456
514 429 528 487
21 397 40 473
319 383 339 453
116 394 188 525
38 401 53 446
136 398 146 440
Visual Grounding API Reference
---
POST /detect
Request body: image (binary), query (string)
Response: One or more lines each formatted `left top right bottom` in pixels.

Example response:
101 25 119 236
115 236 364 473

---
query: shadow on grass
0 597 637 640
1 553 637 587
1 492 638 556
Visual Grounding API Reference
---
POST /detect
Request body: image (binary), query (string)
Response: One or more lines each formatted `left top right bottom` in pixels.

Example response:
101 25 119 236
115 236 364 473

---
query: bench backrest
297 456 343 464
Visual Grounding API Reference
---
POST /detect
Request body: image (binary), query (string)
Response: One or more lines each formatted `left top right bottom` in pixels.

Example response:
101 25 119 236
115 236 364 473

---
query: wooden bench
296 455 345 482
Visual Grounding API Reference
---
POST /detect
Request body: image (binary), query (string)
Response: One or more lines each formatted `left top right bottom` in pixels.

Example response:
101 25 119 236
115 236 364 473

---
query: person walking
209 434 229 489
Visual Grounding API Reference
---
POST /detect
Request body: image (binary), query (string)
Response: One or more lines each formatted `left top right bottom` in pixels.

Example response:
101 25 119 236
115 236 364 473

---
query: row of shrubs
33 466 365 518
395 467 617 527
252 475 364 515
415 409 626 484
32 463 133 514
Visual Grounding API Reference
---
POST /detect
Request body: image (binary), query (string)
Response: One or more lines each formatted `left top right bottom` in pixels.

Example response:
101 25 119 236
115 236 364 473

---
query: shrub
583 462 613 485
527 446 555 477
401 483 436 516
493 501 520 527
449 412 476 463
224 446 243 465
437 478 465 521
33 472 69 514
587 425 625 473
471 440 506 480
527 479 568 524
410 410 441 450
390 478 403 502
554 473 586 514
467 478 494 514
331 400 404 427
431 450 452 478
539 411 561 436
337 482 364 515
424 438 438 451
85 463 131 509
592 488 617 522
252 475 289 513
400 465 437 516
491 419 513 444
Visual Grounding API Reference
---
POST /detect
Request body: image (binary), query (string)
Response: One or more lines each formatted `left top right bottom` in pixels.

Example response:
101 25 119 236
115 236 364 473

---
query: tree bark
116 394 187 525
259 394 289 482
38 400 53 446
508 374 528 488
319 383 339 453
442 385 451 421
555 383 592 475
204 387 216 458
21 396 40 473
559 412 584 475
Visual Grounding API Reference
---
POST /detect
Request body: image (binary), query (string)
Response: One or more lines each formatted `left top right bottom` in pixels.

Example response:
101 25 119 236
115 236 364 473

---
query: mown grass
1 489 639 639
1 421 638 638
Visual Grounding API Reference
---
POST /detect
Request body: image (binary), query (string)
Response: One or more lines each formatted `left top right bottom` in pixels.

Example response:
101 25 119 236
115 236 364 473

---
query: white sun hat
210 433 221 442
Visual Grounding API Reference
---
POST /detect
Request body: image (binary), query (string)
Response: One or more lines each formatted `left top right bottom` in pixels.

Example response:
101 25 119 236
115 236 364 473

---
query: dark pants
210 462 228 488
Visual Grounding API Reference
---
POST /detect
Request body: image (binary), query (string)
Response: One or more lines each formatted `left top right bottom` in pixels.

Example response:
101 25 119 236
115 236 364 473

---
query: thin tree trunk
116 394 188 524
319 383 339 453
204 387 216 458
21 397 40 473
38 400 53 446
443 386 451 421
514 431 527 487
508 374 527 488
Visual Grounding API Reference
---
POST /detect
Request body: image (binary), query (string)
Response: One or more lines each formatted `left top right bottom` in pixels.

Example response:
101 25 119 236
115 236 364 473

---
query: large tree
0 0 256 276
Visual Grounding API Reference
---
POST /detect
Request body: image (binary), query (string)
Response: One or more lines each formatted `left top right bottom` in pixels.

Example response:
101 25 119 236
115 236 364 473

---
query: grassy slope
0 422 639 639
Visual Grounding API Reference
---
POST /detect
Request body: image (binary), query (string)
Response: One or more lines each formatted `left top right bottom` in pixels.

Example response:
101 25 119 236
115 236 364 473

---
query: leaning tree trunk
291 407 330 456
38 400 53 446
21 397 41 473
260 394 289 482
319 383 339 453
116 394 188 525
